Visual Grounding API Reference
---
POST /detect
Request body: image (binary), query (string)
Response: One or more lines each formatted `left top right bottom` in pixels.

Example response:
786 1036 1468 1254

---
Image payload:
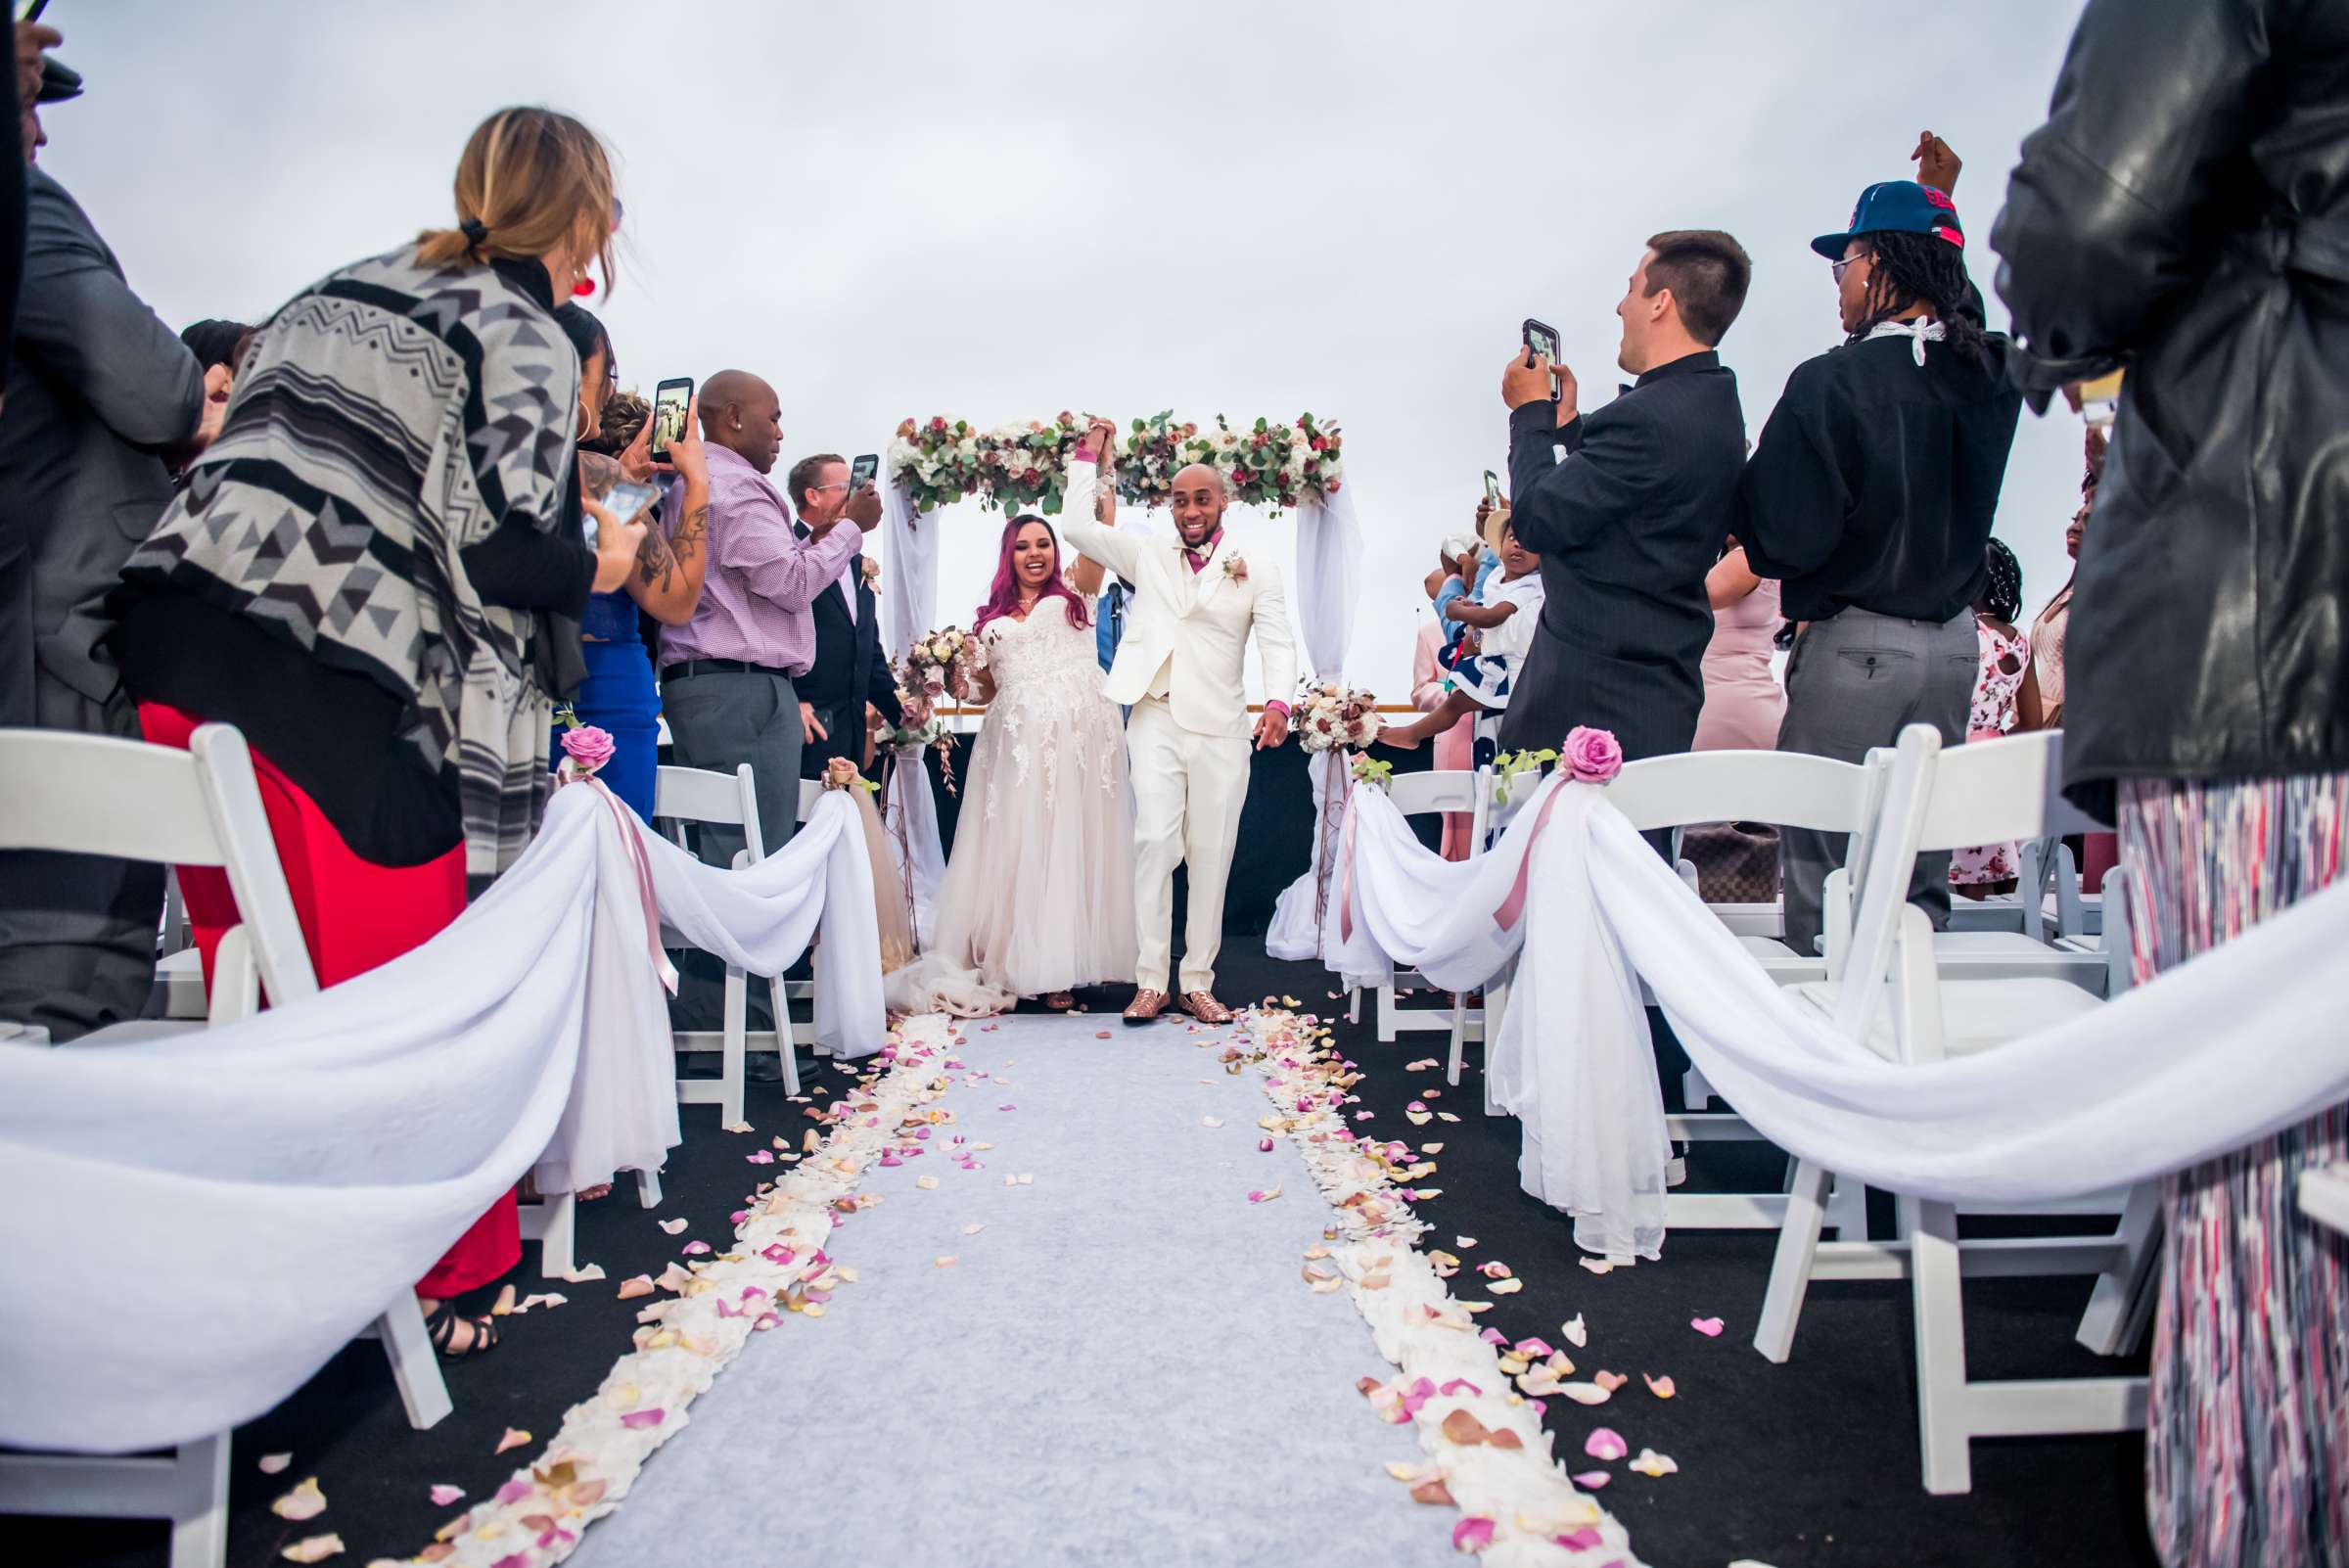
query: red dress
138 702 519 1298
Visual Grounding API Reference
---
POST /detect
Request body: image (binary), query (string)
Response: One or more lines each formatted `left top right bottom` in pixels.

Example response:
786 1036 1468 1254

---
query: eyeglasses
811 481 851 492
1831 256 1861 284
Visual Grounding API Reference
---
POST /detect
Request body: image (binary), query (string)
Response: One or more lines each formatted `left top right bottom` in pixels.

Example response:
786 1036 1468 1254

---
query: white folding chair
1753 726 2158 1493
1355 768 1492 1084
0 724 451 1568
651 764 816 1115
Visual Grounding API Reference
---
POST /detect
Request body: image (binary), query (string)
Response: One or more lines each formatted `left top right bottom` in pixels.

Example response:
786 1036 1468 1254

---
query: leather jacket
1991 0 2349 804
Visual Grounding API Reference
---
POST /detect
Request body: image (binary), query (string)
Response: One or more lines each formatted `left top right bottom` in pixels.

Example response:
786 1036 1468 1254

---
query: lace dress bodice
976 609 1120 819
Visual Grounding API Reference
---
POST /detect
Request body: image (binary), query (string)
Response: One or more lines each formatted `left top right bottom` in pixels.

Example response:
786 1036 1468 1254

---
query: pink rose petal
1584 1427 1628 1461
619 1408 667 1429
1438 1378 1483 1397
1690 1315 1725 1337
1572 1470 1612 1489
494 1478 533 1504
430 1484 465 1506
1451 1516 1497 1553
1556 1526 1605 1548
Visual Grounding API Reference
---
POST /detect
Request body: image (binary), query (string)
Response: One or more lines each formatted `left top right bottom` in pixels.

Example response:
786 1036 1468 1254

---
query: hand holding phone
1482 469 1502 509
582 479 662 546
649 377 694 462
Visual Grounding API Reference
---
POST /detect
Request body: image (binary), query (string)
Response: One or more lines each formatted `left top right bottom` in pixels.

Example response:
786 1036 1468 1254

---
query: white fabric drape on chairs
1264 484 1364 960
0 786 884 1453
1326 773 2349 1262
879 477 949 945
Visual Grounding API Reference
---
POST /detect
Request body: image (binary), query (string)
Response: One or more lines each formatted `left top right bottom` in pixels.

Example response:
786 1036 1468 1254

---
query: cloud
48 0 2090 702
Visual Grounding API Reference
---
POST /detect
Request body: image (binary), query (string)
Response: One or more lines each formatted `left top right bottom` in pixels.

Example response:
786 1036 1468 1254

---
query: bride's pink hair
972 513 1091 639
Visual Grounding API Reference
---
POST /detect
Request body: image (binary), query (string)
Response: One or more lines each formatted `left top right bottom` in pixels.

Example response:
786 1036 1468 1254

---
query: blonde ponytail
416 107 618 290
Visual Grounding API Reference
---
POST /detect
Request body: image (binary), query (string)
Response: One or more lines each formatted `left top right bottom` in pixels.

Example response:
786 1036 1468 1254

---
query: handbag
1681 820 1780 904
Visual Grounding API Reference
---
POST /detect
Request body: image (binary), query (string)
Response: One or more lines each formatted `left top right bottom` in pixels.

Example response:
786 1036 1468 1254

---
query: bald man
1058 427 1297 1024
659 368 879 868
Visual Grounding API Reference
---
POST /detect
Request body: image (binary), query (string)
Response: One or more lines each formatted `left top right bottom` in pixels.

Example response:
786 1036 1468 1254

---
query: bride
885 460 1137 1016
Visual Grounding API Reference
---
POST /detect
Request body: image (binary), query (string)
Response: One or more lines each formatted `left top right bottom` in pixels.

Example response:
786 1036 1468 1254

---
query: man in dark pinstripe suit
1498 231 1751 787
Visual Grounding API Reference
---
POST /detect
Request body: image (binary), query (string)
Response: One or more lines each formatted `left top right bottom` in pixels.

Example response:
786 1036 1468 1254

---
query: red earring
573 277 597 297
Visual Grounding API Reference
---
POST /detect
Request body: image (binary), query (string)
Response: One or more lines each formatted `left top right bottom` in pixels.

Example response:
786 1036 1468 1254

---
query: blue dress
553 589 660 821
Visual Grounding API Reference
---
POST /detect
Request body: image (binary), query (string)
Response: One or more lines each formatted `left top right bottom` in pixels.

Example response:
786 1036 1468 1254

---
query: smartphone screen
1483 470 1502 509
650 378 694 460
849 453 880 491
1522 320 1561 367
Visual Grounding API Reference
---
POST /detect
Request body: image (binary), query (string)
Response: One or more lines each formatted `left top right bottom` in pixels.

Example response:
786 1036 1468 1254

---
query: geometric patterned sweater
122 246 591 882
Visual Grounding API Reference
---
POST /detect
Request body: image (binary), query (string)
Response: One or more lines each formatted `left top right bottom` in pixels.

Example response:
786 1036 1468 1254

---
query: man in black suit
1499 230 1751 777
784 451 903 778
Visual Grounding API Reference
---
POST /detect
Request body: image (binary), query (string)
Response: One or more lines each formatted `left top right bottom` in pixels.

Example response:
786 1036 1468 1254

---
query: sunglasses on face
1831 256 1861 284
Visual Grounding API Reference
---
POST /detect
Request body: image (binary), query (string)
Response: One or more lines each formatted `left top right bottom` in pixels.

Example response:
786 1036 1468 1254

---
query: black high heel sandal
424 1300 500 1361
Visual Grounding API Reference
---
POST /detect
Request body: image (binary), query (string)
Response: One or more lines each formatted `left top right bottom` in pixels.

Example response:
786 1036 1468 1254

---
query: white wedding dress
885 603 1137 1015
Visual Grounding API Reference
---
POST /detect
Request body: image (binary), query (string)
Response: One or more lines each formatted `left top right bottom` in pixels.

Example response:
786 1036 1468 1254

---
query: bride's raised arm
1056 419 1144 582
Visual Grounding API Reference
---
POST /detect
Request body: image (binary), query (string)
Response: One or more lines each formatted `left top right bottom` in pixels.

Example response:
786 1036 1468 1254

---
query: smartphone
649 377 694 461
1523 319 1564 403
849 452 880 492
1483 469 1502 509
583 480 662 546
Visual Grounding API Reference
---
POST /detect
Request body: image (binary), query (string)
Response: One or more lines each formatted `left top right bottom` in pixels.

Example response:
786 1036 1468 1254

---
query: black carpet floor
27 942 2158 1568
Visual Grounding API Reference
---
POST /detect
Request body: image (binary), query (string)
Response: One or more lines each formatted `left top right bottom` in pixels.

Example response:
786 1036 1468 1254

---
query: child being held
1380 521 1544 748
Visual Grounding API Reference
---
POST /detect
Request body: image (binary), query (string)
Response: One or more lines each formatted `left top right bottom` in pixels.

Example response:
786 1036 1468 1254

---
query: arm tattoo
636 520 676 590
669 500 708 567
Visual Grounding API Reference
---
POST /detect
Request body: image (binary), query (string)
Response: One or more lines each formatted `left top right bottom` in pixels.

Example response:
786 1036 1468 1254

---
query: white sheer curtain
0 786 884 1453
1263 484 1363 959
1327 775 2349 1260
878 476 949 944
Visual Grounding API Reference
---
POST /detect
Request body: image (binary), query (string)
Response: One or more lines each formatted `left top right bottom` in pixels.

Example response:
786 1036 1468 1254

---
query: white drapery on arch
879 470 1362 951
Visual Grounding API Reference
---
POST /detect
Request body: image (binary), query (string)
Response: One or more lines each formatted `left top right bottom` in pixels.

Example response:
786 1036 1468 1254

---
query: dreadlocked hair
1854 229 1990 366
1979 538 2022 624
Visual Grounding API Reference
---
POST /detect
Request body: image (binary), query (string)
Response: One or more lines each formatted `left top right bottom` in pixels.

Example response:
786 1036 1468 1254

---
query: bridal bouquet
1292 678 1380 754
891 626 985 794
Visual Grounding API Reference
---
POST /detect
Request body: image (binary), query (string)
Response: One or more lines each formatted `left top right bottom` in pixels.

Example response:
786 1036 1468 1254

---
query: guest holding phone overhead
553 304 710 821
787 451 908 780
1498 232 1752 807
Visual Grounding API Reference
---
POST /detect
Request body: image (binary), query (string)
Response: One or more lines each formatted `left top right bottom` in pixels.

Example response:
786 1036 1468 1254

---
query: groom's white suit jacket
1056 459 1297 737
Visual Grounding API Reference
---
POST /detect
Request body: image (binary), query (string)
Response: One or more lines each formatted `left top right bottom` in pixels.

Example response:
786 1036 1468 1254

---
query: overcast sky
46 0 2090 703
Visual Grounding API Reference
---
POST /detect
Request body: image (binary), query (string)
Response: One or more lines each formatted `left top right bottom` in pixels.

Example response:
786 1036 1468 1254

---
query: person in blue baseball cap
1731 131 2024 954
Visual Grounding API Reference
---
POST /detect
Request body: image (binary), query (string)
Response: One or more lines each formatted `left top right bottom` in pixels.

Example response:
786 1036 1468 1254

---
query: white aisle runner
570 1013 1454 1567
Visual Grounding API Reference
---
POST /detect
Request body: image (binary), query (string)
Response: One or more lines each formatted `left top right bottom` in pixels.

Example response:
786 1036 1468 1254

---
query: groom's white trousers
1126 696 1250 995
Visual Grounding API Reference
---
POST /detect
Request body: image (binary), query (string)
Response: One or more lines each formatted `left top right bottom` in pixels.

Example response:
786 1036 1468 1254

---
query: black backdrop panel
915 732 1440 938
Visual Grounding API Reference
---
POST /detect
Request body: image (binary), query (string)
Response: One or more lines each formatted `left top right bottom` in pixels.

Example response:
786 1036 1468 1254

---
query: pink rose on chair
1563 725 1623 784
561 724 617 776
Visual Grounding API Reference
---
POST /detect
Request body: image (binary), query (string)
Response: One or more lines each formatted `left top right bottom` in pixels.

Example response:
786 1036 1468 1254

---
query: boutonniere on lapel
859 557 881 592
1221 554 1249 583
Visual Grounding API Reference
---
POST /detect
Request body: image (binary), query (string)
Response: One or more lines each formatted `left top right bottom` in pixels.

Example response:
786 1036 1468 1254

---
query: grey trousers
1776 606 1977 957
0 674 167 1038
659 667 803 868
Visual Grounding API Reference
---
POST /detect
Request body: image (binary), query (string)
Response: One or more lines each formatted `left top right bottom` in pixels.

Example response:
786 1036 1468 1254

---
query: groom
1060 420 1296 1025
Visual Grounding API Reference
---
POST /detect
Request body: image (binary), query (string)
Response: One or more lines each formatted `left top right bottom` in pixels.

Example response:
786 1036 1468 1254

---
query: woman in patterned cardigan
110 107 644 1358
